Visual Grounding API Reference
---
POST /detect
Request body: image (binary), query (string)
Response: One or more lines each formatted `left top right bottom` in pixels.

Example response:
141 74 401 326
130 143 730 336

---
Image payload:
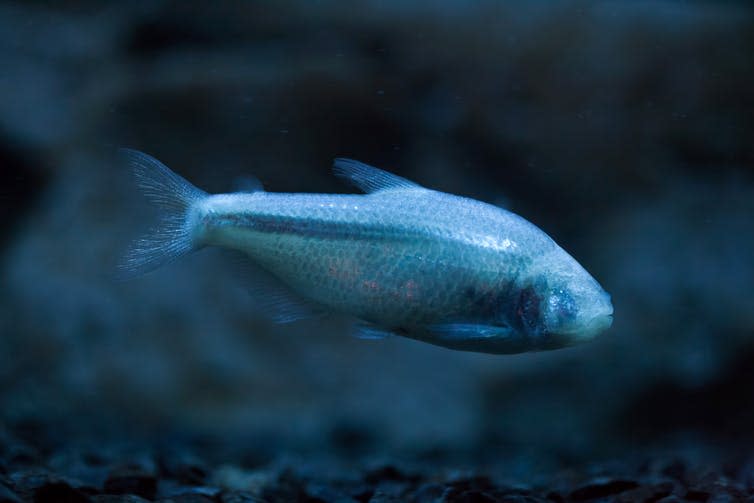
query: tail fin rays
117 149 207 278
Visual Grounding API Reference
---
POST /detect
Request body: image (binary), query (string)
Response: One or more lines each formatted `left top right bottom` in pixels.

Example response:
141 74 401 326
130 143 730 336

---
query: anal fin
224 250 325 324
258 288 325 324
352 322 396 340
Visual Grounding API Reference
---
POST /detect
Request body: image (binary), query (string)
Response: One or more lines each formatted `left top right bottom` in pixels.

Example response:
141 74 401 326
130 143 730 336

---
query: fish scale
202 190 531 326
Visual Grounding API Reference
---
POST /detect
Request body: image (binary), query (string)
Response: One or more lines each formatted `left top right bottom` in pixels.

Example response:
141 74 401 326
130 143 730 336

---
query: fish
119 149 613 354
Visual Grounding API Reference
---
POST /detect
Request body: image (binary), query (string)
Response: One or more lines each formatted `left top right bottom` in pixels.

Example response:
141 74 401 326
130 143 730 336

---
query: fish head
514 254 613 349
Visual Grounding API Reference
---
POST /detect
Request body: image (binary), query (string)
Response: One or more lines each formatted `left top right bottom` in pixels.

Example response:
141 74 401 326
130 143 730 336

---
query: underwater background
1 1 753 501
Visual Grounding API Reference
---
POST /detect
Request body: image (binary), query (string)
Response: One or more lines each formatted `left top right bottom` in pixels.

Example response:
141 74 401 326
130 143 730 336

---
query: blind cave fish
120 149 613 354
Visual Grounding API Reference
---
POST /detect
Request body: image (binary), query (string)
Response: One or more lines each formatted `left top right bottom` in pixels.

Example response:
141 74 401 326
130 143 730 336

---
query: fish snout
542 286 613 345
569 288 613 342
580 293 613 339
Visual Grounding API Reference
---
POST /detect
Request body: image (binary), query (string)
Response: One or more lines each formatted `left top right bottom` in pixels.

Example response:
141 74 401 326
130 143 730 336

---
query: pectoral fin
426 323 514 342
422 323 539 354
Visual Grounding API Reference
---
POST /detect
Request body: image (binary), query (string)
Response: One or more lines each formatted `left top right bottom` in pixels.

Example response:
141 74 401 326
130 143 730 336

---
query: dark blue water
1 1 753 501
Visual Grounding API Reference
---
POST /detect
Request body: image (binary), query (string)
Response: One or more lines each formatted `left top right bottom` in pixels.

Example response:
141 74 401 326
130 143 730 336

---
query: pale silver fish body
121 150 613 355
194 188 611 353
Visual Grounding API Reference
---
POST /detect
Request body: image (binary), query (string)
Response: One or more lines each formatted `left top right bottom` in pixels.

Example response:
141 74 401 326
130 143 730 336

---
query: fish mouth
585 312 613 335
582 294 614 335
582 299 614 337
554 306 613 340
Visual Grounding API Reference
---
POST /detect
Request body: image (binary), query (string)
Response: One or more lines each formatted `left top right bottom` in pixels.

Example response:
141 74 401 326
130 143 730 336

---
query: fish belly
233 229 499 327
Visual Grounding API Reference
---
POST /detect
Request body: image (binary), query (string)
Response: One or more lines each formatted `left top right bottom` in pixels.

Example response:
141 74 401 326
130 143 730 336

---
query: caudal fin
118 149 207 278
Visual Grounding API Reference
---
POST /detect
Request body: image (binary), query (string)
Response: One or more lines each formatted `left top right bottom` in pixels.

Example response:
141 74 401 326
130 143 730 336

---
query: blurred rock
154 494 216 503
9 469 90 503
219 493 263 503
48 448 111 493
211 465 271 495
156 482 221 501
92 496 150 503
0 483 21 503
158 450 208 486
103 464 157 500
611 481 675 502
412 482 444 503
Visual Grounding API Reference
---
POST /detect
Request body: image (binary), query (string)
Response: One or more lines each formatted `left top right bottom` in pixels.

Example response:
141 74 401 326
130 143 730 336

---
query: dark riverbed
1 416 753 502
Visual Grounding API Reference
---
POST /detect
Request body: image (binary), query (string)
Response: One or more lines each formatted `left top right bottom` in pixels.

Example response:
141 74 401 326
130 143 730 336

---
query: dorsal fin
233 174 264 193
333 158 422 193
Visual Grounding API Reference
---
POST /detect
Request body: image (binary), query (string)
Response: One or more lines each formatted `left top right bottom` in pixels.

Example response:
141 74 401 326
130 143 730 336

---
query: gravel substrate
1 420 752 503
